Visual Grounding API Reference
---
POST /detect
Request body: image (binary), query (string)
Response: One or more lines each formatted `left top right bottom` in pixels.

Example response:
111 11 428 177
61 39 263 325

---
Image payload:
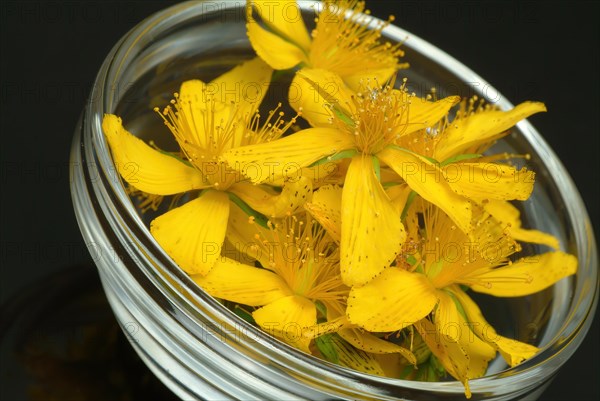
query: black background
1 1 598 400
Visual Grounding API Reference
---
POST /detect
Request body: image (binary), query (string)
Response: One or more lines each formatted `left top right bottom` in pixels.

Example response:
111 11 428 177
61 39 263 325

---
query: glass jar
70 1 598 400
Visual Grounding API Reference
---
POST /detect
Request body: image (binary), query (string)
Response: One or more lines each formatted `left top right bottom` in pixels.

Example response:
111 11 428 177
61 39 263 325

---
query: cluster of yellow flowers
102 1 577 397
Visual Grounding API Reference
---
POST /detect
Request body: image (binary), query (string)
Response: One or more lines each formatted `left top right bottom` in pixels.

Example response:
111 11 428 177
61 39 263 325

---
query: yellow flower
200 207 417 365
291 72 545 239
102 58 311 276
246 0 406 90
193 211 345 352
384 96 547 233
376 96 547 231
345 203 577 397
224 70 460 286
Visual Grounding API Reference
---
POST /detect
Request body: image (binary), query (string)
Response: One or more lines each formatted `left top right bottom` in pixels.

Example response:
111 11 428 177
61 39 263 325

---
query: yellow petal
401 93 460 136
415 293 495 400
304 184 343 242
380 165 402 183
415 319 471 398
347 268 438 332
290 68 356 127
510 227 560 250
177 80 211 149
207 57 273 113
253 159 340 188
178 58 273 150
225 203 272 267
468 252 577 297
435 102 547 161
435 292 496 379
385 183 413 214
179 79 207 101
482 198 520 221
329 334 385 376
253 295 316 353
249 0 311 50
339 328 417 365
229 176 312 218
102 114 207 195
222 127 355 183
483 200 560 249
305 160 345 186
150 190 230 275
494 336 539 366
443 162 535 201
191 257 290 306
452 288 538 367
178 80 241 152
378 147 472 233
341 156 405 286
246 9 307 70
302 316 348 339
493 336 539 367
343 67 397 93
386 184 422 245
